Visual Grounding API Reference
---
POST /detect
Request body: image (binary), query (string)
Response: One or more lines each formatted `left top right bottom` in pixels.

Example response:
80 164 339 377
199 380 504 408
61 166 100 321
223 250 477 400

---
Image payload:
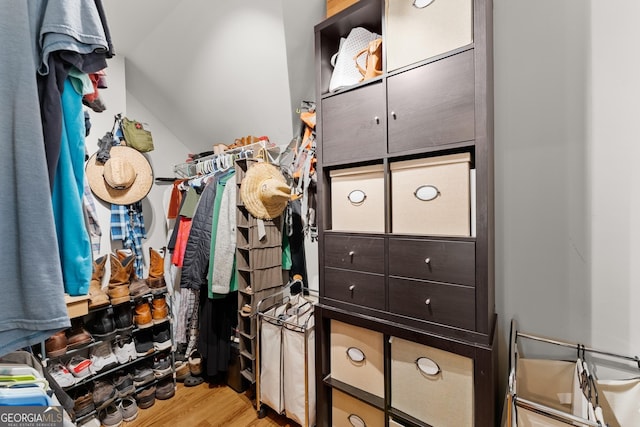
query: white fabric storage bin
390 336 474 426
330 320 384 398
282 300 316 426
259 303 287 413
330 164 385 233
332 389 385 427
391 153 471 236
385 0 473 71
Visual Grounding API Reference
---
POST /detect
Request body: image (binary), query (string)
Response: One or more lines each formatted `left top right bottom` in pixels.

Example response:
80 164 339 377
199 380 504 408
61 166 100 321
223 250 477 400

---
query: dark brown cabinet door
321 82 387 165
324 268 386 310
387 49 475 153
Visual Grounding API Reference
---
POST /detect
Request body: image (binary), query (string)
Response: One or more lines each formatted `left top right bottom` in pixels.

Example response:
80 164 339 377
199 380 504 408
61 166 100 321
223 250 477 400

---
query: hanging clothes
0 1 70 356
197 291 237 378
208 170 237 298
111 203 146 278
51 77 93 296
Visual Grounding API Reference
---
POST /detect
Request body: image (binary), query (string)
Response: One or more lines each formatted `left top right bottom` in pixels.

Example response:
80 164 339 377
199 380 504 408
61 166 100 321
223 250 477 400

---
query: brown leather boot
147 247 167 295
88 255 109 309
151 295 169 324
134 301 153 329
116 249 137 280
108 254 132 305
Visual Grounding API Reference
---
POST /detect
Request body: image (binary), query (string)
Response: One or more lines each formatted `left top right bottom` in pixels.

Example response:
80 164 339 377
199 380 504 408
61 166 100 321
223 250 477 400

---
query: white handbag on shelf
328 27 380 92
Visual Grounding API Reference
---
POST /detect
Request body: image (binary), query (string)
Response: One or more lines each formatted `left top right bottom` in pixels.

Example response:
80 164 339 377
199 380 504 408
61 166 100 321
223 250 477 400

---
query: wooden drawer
332 389 384 427
390 337 474 426
387 49 475 153
325 268 385 310
324 234 384 273
331 320 384 398
388 238 475 285
388 277 475 330
321 82 386 165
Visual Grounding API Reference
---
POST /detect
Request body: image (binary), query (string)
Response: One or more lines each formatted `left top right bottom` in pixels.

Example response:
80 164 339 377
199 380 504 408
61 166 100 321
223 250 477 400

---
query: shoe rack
235 158 286 389
38 283 176 424
314 0 497 425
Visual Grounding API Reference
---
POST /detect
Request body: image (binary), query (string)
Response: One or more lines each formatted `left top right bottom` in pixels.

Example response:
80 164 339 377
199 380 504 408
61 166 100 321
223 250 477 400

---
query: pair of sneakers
99 396 138 427
112 335 137 364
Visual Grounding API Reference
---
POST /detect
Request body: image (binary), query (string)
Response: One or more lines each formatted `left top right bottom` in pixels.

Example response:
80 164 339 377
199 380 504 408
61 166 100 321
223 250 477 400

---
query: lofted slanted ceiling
103 0 325 153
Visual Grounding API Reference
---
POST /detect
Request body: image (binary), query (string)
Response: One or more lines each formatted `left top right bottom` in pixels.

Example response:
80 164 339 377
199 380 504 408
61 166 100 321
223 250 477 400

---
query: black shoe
152 323 172 352
134 329 154 357
113 304 134 332
87 310 116 339
155 378 175 400
113 370 135 398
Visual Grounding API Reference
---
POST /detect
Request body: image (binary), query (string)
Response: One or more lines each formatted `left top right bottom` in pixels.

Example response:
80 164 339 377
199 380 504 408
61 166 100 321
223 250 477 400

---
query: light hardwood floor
128 382 298 427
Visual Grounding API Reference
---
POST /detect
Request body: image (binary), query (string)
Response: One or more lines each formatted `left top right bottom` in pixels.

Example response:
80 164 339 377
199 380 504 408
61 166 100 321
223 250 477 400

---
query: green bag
121 117 154 152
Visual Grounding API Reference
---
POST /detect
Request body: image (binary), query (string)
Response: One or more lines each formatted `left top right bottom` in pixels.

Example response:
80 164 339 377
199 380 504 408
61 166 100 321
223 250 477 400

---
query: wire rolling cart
505 319 640 427
255 281 318 427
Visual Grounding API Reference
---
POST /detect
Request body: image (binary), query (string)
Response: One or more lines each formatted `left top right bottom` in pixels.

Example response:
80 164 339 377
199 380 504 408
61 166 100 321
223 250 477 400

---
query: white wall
590 0 640 355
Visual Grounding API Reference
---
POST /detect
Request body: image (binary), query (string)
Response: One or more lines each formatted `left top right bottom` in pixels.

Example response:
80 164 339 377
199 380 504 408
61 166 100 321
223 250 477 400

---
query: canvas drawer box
330 164 385 233
391 337 474 426
390 152 471 236
330 320 384 398
332 389 384 427
385 0 473 72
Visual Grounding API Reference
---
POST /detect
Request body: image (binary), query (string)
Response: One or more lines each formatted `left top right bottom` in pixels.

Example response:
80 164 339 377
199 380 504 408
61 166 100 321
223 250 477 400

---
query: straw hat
240 162 291 220
86 146 154 205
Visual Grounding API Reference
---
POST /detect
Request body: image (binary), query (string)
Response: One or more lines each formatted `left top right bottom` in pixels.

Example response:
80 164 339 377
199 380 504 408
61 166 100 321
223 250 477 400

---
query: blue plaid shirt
111 202 146 277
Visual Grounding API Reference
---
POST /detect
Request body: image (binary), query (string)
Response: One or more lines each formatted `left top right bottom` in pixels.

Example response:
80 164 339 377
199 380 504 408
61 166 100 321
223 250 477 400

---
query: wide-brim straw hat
240 162 291 220
86 145 154 205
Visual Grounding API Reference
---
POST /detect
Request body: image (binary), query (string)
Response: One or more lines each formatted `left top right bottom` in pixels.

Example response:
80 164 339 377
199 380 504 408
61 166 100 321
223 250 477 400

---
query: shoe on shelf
113 370 135 398
113 304 134 332
240 303 252 317
129 278 151 299
119 396 138 422
151 295 169 325
134 301 153 329
66 319 93 350
98 402 122 427
45 330 68 358
86 310 116 340
92 379 117 411
48 363 76 388
112 335 137 364
67 356 92 379
132 363 155 388
152 353 172 378
89 341 119 374
72 387 95 419
134 328 154 357
155 377 175 400
147 247 167 295
108 253 133 305
152 323 172 352
88 255 110 309
134 385 156 410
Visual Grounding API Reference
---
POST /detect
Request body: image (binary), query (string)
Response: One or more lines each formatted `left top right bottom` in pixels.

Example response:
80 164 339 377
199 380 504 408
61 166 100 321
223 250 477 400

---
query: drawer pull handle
425 298 431 305
348 250 355 257
374 116 380 124
391 111 397 120
348 414 366 427
413 0 436 9
347 190 367 206
424 258 431 265
346 347 366 364
349 285 356 292
414 185 440 202
416 357 441 376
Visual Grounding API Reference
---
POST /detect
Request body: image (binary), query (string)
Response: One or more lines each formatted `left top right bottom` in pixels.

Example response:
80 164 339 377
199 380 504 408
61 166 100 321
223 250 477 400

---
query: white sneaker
89 341 118 374
113 336 137 364
67 356 92 379
48 363 76 387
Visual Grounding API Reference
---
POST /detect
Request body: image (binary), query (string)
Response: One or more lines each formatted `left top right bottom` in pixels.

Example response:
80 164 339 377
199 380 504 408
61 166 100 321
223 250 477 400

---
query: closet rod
173 139 275 178
513 320 640 368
